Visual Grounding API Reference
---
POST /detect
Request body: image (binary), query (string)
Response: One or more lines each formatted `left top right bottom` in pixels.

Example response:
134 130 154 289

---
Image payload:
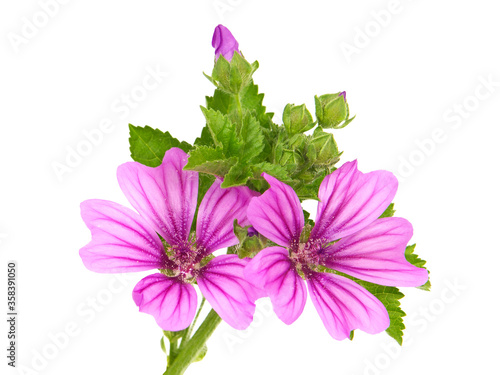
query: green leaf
303 209 315 227
249 162 291 192
194 125 215 148
129 124 192 167
184 146 237 176
221 163 253 187
200 107 241 157
405 244 431 291
239 113 265 163
379 203 396 218
240 82 274 128
206 82 274 129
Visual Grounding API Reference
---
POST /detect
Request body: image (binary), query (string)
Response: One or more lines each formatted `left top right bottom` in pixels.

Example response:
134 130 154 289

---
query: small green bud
314 92 355 129
310 127 340 166
280 149 304 166
283 104 315 135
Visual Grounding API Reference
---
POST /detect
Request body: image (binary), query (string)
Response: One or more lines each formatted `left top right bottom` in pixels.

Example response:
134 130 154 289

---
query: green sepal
160 336 167 354
163 329 187 343
310 127 341 166
129 124 192 167
210 52 257 95
233 220 268 259
289 133 307 150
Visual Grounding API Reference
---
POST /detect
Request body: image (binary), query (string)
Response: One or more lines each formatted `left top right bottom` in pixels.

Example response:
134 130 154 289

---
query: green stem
164 309 222 375
167 340 178 367
179 297 206 350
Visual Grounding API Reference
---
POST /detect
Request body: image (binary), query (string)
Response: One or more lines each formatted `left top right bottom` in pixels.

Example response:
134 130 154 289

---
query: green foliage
129 125 192 167
194 53 354 199
379 203 396 218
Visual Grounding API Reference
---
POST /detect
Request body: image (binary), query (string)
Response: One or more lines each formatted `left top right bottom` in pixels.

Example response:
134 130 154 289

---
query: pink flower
80 148 259 331
244 161 429 340
212 24 239 61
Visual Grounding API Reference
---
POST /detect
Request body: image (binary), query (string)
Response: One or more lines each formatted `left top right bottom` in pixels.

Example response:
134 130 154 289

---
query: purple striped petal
79 199 167 273
310 161 397 243
197 255 258 330
132 273 197 331
196 179 255 255
247 174 304 247
244 247 307 325
321 217 429 287
307 272 389 340
117 148 198 247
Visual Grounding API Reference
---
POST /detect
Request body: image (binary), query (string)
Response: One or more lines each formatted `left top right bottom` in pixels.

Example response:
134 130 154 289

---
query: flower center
290 238 323 278
162 240 201 283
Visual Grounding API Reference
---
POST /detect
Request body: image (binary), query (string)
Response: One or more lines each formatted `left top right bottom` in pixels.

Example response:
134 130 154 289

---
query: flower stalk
164 309 222 375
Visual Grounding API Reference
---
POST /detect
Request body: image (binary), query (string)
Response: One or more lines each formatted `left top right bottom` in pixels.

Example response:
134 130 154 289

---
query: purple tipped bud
212 24 239 61
339 91 346 101
247 226 258 237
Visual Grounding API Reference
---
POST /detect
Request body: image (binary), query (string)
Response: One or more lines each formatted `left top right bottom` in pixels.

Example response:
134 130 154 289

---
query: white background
1 1 499 374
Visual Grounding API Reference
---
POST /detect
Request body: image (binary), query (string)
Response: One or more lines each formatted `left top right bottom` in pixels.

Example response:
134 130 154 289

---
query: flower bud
314 91 355 129
212 24 239 61
310 127 340 166
283 104 315 135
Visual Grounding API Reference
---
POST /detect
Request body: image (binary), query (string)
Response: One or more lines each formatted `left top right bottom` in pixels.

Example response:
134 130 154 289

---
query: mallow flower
80 148 259 331
212 24 239 61
244 161 429 340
